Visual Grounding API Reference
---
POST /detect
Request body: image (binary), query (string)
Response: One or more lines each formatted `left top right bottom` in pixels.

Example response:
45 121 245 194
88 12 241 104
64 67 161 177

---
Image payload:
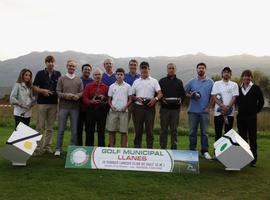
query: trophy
215 94 232 124
191 91 201 100
142 98 151 106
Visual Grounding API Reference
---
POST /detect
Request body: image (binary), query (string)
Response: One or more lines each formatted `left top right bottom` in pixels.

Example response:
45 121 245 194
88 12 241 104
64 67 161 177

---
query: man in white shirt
132 61 163 148
108 68 132 147
211 67 239 142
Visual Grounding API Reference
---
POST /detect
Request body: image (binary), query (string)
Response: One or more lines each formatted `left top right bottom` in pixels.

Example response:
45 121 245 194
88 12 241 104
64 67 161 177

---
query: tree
211 75 221 82
253 70 270 98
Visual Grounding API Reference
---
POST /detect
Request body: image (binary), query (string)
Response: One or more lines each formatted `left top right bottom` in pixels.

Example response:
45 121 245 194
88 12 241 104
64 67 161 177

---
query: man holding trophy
211 67 239 142
107 68 132 147
33 55 61 154
185 63 214 159
159 63 185 150
83 68 109 147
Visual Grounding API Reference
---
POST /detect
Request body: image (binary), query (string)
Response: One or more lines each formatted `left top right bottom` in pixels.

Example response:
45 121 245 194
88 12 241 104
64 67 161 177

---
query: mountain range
1 51 270 97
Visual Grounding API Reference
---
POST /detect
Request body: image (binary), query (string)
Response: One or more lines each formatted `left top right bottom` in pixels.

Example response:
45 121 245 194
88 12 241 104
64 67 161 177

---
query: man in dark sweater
237 70 264 167
33 55 61 154
159 63 185 149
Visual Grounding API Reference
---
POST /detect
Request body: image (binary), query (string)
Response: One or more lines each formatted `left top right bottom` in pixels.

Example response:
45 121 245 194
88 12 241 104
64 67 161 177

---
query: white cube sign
1 122 42 166
214 129 254 171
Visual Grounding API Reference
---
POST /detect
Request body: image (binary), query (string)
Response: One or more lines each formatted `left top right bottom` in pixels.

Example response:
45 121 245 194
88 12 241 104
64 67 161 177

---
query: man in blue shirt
80 64 93 87
101 58 116 86
78 64 93 146
185 62 214 159
124 59 140 86
124 59 140 123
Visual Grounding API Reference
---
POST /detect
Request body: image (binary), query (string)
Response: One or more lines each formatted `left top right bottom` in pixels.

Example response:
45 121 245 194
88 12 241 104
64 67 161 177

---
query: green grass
2 105 270 135
1 126 270 200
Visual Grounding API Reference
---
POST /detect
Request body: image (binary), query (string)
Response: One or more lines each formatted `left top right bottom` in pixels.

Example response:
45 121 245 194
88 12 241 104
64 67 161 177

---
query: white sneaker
12 162 26 166
203 152 212 160
54 150 61 156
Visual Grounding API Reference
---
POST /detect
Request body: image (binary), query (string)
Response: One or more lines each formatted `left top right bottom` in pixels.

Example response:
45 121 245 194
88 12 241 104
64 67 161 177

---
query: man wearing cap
185 63 214 159
132 61 163 149
159 63 185 149
211 67 239 143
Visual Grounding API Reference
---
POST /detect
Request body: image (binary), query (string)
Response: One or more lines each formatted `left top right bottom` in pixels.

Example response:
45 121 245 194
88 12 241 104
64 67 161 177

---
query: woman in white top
10 68 35 128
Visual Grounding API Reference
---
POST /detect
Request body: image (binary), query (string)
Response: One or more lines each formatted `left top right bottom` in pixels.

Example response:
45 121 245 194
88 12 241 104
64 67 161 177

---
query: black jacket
159 75 185 109
237 84 264 117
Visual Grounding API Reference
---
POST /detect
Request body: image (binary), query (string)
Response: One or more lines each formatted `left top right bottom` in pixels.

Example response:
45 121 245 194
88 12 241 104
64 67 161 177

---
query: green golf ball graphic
220 143 228 152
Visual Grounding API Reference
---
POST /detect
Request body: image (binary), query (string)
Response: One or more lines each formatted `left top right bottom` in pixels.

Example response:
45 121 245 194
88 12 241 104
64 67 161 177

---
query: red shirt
83 81 109 106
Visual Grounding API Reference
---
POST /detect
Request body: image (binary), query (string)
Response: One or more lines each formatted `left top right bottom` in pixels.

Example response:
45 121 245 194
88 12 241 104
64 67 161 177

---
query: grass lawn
0 126 270 200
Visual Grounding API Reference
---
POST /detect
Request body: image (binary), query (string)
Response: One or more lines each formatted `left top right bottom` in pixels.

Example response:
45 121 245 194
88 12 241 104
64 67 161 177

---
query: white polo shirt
132 76 161 98
211 80 239 116
108 81 132 111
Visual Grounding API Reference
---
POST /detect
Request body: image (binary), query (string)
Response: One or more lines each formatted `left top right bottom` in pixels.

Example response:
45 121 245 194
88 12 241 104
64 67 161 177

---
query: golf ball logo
24 141 33 150
220 143 228 152
70 148 89 166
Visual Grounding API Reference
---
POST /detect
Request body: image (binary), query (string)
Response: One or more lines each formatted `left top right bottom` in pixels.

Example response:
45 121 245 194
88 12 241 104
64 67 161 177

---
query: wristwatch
155 97 159 101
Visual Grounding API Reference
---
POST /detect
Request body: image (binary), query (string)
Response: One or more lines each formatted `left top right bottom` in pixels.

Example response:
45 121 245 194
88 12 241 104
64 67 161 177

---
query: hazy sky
0 0 269 60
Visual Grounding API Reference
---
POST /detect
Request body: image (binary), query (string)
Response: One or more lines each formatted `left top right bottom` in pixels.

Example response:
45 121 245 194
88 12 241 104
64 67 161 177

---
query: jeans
159 108 180 149
188 112 210 154
56 108 79 151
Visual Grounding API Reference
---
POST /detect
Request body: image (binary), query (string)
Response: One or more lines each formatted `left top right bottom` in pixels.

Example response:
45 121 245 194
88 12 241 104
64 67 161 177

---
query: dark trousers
77 111 90 146
160 108 180 149
86 108 108 147
14 115 30 129
237 115 257 164
214 115 234 141
132 104 155 149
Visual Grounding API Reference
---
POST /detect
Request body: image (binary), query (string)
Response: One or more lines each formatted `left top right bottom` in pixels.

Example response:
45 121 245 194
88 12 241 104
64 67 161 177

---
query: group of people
10 55 264 167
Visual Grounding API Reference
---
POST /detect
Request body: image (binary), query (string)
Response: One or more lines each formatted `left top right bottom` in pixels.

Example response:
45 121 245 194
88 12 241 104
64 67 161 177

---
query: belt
164 97 181 101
